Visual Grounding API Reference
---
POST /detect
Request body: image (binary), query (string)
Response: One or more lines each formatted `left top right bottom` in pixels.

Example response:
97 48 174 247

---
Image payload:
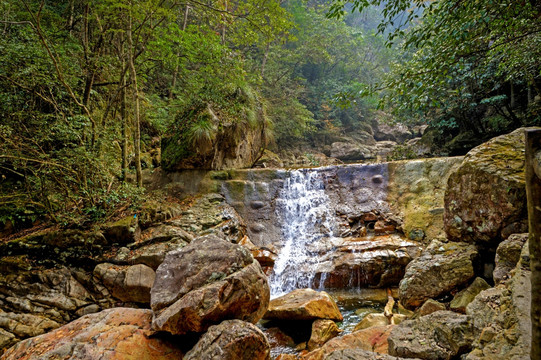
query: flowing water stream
268 169 338 297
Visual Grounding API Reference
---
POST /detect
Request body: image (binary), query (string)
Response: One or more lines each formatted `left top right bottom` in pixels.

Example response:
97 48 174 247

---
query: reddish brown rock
0 308 184 360
301 325 395 360
240 236 277 267
151 236 269 335
264 289 343 322
184 319 270 360
307 319 341 351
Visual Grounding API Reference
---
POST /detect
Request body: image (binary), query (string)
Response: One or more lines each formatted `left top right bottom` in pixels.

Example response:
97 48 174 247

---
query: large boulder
374 122 413 143
330 142 375 161
444 128 531 244
399 240 477 309
493 233 528 285
184 319 271 360
150 236 269 335
314 235 421 289
161 97 266 171
94 263 155 304
0 308 184 360
263 289 342 322
388 311 475 360
301 325 395 359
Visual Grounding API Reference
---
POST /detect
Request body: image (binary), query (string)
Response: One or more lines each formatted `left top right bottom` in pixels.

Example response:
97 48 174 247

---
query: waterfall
269 169 337 297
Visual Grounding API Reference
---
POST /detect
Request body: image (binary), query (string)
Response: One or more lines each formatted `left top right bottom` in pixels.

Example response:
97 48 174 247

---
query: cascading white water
269 169 337 297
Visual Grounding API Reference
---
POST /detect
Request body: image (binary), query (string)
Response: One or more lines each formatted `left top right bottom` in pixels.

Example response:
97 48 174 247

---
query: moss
209 171 230 180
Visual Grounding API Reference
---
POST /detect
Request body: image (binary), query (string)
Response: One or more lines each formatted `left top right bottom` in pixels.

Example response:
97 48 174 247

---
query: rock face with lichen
465 242 531 360
161 96 266 171
398 240 477 309
388 311 475 360
444 128 532 244
0 308 184 360
150 236 270 335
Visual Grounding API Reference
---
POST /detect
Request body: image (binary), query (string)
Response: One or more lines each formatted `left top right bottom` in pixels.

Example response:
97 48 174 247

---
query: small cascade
269 169 337 297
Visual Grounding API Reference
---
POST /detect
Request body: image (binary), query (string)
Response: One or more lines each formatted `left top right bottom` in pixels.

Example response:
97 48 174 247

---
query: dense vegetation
0 0 391 230
330 0 541 149
2 0 540 232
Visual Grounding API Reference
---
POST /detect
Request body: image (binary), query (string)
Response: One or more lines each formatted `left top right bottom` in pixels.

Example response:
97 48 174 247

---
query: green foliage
386 145 416 161
328 0 541 136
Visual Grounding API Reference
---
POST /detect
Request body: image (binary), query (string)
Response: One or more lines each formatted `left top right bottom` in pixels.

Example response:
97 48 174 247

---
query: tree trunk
126 13 142 187
169 5 189 99
261 42 270 78
120 67 128 182
221 0 227 44
525 129 541 360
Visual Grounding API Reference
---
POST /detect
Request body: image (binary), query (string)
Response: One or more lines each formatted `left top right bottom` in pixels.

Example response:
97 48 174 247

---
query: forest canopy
2 0 540 231
0 0 391 229
329 0 541 137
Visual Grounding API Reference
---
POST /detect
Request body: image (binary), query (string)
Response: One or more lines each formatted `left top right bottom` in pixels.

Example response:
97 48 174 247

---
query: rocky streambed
0 127 536 359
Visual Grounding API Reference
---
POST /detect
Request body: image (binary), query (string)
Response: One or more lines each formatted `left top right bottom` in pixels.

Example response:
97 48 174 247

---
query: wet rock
450 277 491 313
307 319 341 351
184 319 270 360
301 325 395 359
399 240 477 309
444 128 533 244
315 235 421 289
353 313 389 331
416 299 446 317
388 311 475 360
0 308 184 360
102 216 140 245
239 236 277 268
493 233 528 284
276 354 298 360
264 289 342 322
150 236 269 335
264 327 296 349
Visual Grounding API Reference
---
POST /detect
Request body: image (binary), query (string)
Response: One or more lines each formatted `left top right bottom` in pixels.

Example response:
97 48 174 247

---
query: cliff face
219 157 462 249
161 92 268 171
